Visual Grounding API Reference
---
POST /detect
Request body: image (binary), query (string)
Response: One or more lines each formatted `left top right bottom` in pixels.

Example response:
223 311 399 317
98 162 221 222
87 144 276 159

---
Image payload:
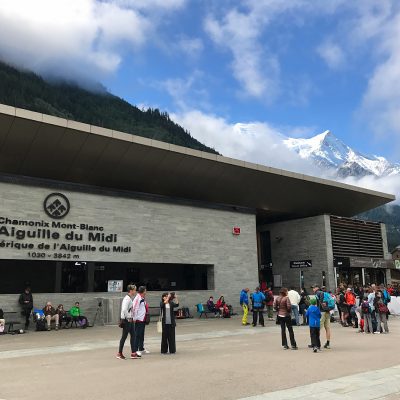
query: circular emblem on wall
43 193 70 219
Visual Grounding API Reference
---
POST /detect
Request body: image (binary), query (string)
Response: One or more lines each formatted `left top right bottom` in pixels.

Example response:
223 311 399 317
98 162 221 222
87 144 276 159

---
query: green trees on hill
0 61 217 154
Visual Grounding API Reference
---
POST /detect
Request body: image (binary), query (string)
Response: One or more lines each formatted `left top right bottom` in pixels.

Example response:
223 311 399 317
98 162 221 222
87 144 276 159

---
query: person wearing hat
306 298 321 352
312 284 331 349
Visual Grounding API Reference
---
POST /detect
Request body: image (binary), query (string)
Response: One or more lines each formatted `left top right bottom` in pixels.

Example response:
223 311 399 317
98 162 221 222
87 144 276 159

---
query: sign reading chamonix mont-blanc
0 192 132 261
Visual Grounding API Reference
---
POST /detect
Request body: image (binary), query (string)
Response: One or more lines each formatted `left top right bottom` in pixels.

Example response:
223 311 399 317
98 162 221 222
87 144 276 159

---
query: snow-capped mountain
283 130 400 178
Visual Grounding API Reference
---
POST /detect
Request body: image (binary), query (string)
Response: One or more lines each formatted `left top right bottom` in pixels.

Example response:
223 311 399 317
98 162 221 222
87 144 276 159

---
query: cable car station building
0 104 395 322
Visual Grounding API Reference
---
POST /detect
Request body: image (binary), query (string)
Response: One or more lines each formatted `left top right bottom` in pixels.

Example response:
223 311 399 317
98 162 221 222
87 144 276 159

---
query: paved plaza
1 316 400 400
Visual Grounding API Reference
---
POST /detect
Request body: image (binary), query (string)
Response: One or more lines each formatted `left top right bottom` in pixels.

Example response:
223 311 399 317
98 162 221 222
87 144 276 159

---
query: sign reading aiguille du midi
0 193 132 260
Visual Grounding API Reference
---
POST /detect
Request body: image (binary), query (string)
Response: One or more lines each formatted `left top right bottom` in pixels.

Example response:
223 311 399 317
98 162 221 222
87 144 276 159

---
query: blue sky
0 0 399 168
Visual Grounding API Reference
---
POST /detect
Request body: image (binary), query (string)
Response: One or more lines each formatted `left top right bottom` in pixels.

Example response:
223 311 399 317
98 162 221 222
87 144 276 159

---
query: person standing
312 284 331 349
240 288 250 326
306 298 321 352
374 290 389 334
274 288 297 350
18 285 33 330
299 288 309 325
160 292 179 354
251 287 265 327
345 288 356 327
116 284 136 360
264 286 274 321
132 286 147 359
288 287 301 326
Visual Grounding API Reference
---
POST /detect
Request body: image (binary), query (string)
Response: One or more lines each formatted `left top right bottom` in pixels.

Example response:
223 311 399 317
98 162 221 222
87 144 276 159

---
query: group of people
206 295 232 318
239 286 275 327
238 282 393 353
13 285 88 331
335 283 391 334
37 301 88 331
116 284 179 360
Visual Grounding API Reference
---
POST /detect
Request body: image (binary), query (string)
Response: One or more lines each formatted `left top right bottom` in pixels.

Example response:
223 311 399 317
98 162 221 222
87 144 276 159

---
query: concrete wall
0 290 220 326
259 215 335 292
0 180 259 319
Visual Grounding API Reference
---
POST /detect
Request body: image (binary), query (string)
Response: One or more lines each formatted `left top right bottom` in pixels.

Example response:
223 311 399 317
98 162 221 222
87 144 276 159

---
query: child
306 298 321 352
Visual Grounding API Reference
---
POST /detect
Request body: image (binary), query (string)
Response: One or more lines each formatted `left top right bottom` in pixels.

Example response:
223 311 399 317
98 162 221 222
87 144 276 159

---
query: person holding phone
160 292 179 354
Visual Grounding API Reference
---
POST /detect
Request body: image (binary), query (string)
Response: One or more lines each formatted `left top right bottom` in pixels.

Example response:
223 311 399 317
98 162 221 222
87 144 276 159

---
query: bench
3 311 21 333
196 304 218 318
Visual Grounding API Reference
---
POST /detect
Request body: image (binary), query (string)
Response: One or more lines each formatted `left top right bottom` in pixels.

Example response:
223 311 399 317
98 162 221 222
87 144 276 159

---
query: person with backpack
306 298 321 352
69 302 88 328
380 285 391 306
263 287 274 321
251 287 265 327
374 290 389 334
240 288 250 326
336 287 348 327
345 288 357 328
299 288 310 325
361 295 373 333
274 287 298 350
312 284 333 349
367 287 378 333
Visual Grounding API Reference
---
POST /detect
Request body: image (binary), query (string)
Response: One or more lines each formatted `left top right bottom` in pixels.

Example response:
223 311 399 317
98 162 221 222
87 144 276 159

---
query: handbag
157 308 163 333
118 319 126 329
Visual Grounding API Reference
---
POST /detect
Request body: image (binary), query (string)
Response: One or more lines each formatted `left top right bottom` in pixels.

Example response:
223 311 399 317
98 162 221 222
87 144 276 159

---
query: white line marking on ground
238 364 400 400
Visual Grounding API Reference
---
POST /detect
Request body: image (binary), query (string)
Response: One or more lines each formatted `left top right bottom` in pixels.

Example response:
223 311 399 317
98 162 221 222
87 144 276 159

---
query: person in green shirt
69 302 88 328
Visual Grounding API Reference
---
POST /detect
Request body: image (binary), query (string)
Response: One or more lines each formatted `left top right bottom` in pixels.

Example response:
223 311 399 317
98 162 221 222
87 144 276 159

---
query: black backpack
36 319 47 331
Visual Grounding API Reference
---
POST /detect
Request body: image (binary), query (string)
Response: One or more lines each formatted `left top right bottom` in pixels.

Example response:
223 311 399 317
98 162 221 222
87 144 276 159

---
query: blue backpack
383 290 391 305
322 292 335 311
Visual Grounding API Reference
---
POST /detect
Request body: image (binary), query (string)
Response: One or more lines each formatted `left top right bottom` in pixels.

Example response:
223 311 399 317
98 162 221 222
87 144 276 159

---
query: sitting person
43 302 59 331
69 302 88 328
206 296 219 316
0 308 5 333
216 296 230 318
56 304 71 329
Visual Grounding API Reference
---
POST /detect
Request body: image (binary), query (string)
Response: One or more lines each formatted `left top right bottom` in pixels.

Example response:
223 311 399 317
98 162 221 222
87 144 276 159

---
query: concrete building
0 104 396 323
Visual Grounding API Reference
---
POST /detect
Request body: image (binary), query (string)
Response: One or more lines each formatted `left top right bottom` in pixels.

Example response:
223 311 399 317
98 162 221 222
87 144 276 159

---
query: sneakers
313 348 318 353
116 352 126 360
142 348 150 354
136 351 142 357
283 345 289 350
291 346 298 350
323 343 330 349
373 331 381 334
130 352 141 359
308 344 313 348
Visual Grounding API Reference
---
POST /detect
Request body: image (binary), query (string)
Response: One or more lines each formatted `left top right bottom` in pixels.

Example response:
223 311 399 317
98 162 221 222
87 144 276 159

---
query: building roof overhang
0 104 395 221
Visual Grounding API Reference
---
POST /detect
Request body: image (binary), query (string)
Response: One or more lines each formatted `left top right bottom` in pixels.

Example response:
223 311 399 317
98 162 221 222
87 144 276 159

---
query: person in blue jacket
252 287 266 327
306 298 322 352
240 288 250 326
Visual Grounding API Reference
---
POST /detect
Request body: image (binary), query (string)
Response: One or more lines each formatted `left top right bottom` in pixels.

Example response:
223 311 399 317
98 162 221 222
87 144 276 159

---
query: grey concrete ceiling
0 104 395 221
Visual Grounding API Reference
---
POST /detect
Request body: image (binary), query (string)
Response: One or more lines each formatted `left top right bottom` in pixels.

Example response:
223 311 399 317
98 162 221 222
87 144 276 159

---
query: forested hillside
0 61 217 153
358 205 400 252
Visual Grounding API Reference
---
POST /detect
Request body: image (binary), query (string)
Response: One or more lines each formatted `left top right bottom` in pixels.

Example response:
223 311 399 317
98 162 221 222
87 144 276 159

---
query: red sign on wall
232 226 241 235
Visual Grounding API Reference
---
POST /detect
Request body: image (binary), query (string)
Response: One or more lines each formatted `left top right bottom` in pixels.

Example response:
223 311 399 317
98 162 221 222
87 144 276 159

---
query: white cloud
171 108 400 201
177 37 204 59
171 109 319 175
204 8 280 101
359 10 400 147
317 41 345 69
0 0 186 82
